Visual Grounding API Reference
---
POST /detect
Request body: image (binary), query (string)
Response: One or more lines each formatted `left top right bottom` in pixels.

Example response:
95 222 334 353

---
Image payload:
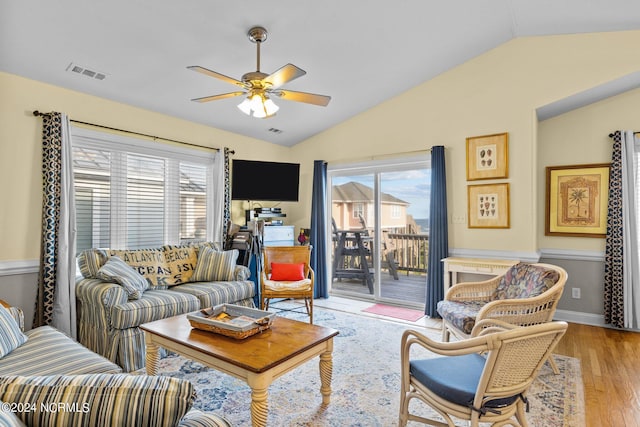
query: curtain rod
32 110 233 154
329 147 434 165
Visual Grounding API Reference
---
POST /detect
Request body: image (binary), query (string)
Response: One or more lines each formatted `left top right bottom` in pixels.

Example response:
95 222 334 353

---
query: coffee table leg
144 334 160 375
248 374 269 427
319 347 333 406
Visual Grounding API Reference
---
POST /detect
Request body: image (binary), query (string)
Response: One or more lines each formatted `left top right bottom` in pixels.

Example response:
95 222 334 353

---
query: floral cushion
493 263 560 300
436 300 488 335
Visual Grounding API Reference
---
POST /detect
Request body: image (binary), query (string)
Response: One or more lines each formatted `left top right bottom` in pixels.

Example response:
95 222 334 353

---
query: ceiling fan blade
276 89 331 106
187 66 245 87
191 92 246 103
263 64 306 89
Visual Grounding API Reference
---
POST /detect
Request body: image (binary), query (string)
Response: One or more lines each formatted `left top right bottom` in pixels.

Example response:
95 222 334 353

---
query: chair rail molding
0 259 39 276
449 248 539 263
539 248 605 262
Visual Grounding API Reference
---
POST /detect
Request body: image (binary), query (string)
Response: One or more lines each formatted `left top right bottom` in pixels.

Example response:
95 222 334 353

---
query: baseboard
554 309 606 327
0 259 39 276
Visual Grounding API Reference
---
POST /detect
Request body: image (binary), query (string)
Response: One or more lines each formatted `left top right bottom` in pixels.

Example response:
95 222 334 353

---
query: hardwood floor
554 322 640 427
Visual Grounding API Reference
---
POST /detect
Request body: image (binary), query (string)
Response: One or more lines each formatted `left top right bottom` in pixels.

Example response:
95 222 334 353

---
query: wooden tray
187 304 276 339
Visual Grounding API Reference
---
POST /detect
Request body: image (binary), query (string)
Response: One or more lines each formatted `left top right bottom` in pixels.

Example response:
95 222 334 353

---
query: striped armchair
0 300 232 427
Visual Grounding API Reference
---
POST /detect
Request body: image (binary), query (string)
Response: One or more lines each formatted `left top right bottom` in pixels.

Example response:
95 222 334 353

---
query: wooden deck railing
331 231 429 274
386 233 429 273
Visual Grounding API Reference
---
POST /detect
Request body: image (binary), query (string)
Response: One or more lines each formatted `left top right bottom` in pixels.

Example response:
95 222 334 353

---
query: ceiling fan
188 26 331 119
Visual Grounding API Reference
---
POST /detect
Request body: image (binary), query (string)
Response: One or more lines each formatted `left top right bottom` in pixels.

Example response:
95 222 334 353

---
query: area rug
153 307 585 426
361 303 426 322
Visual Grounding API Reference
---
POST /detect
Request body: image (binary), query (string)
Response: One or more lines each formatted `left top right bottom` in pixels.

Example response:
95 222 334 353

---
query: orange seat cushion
270 263 305 281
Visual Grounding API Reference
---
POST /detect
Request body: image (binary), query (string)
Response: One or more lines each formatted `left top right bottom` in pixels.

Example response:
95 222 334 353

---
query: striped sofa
76 244 256 372
0 302 231 427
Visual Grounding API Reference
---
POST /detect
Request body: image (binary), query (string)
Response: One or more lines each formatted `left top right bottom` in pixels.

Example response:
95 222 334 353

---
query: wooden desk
441 257 519 294
141 315 338 427
332 229 373 292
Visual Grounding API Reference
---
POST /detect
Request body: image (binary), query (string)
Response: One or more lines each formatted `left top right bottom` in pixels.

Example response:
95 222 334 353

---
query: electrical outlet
451 214 467 224
571 288 581 299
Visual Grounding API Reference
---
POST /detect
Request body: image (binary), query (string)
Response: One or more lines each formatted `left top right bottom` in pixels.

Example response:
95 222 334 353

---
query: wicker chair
260 245 314 323
399 321 568 427
437 262 567 373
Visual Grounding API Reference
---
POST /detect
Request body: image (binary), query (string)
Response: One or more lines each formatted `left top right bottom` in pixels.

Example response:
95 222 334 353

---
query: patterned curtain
604 131 640 329
35 112 76 331
310 160 328 298
604 131 623 328
425 146 448 317
223 147 232 239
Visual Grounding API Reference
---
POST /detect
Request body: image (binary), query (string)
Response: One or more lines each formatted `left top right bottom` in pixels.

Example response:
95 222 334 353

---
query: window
72 127 217 253
353 203 364 219
328 155 430 306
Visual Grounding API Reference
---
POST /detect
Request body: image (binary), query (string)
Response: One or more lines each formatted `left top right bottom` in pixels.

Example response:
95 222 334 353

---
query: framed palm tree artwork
545 163 610 237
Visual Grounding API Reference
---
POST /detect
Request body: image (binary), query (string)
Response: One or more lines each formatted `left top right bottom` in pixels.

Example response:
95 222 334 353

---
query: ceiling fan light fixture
237 97 252 115
263 97 279 115
237 93 278 118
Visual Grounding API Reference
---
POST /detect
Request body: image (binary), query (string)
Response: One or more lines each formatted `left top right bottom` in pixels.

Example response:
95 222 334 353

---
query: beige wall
0 72 291 261
290 30 640 254
2 30 640 267
538 87 640 251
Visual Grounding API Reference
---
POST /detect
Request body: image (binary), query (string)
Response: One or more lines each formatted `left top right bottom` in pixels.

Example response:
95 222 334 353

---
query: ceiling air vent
267 128 283 134
66 63 107 80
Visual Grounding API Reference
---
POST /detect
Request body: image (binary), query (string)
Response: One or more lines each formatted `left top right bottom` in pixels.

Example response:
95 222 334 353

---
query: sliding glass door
328 156 430 309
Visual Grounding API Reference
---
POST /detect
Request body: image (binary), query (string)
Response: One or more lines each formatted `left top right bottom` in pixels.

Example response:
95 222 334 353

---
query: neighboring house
331 181 409 232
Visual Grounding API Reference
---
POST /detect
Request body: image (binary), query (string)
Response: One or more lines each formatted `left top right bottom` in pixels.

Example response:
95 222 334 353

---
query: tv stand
245 209 286 226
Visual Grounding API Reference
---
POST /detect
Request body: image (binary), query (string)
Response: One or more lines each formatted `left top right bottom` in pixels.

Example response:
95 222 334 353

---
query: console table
442 257 519 293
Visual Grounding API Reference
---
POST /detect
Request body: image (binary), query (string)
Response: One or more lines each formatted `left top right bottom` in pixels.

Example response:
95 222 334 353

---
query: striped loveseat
76 243 256 372
0 301 231 427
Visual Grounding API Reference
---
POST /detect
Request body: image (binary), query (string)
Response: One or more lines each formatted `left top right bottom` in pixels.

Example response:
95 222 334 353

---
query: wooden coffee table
140 314 339 427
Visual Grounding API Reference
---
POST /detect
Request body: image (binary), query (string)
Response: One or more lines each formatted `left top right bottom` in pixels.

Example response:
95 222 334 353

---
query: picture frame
466 132 509 181
467 183 510 228
545 163 610 238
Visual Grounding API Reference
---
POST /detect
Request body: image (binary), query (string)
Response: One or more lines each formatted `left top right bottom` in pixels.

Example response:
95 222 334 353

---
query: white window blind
71 127 216 252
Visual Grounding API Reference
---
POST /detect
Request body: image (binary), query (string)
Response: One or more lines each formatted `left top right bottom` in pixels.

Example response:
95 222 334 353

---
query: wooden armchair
437 262 567 372
399 321 568 427
260 245 314 323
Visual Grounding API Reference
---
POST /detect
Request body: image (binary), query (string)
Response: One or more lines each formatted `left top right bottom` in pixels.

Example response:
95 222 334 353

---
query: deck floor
330 270 427 308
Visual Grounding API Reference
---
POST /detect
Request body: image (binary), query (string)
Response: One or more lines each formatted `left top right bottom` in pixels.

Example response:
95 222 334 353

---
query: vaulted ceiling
2 1 639 146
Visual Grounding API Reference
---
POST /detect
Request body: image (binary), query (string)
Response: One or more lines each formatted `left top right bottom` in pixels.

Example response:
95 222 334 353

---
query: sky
331 169 431 219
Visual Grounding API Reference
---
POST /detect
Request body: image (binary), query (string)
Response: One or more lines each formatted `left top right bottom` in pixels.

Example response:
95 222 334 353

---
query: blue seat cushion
410 353 518 411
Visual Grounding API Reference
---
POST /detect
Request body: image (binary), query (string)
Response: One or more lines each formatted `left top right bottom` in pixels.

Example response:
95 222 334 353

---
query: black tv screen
231 160 300 201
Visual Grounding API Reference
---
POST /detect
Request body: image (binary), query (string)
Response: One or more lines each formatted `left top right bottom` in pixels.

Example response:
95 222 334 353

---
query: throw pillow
77 249 108 278
270 263 306 281
191 248 238 282
0 305 28 358
97 256 150 300
162 245 198 285
106 248 168 288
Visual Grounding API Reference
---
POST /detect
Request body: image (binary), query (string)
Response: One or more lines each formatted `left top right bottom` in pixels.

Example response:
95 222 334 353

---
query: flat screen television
231 159 300 201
